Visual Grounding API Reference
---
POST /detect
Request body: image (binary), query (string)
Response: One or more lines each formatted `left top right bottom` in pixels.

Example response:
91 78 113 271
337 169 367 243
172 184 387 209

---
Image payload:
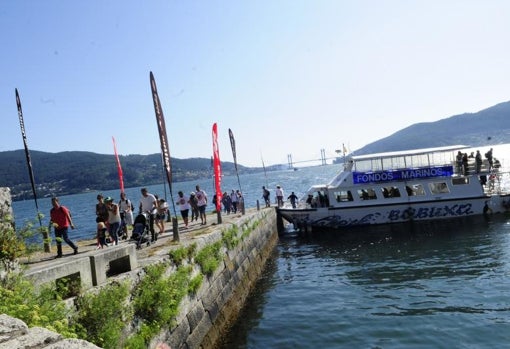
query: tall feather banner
112 136 124 193
212 123 223 212
16 88 50 252
228 128 243 200
149 71 176 217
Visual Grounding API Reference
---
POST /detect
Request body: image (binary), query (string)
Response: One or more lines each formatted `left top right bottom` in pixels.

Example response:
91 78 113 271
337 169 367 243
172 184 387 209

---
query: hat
105 197 113 202
190 191 195 196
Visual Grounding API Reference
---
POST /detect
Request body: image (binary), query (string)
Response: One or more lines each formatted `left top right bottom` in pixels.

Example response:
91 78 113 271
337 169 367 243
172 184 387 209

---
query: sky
2 1 510 168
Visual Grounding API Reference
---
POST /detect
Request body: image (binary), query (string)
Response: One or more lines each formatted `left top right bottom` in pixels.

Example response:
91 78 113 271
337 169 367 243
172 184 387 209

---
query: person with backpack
50 197 78 258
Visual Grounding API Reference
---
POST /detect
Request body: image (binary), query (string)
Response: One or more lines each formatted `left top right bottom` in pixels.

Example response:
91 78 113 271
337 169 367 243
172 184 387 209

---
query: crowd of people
49 183 303 258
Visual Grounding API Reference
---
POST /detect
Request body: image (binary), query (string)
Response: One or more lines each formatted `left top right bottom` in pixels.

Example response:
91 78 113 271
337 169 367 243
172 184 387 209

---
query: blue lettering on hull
289 203 475 228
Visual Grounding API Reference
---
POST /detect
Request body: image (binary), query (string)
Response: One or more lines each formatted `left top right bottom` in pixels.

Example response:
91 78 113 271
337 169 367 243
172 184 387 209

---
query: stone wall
153 209 278 349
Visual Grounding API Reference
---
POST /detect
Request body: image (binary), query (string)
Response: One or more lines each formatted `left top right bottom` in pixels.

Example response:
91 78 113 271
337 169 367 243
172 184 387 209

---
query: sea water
11 144 510 348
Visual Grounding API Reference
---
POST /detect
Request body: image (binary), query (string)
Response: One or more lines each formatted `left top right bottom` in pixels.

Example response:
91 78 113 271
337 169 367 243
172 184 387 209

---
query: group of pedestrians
175 185 208 227
261 185 299 208
219 189 244 214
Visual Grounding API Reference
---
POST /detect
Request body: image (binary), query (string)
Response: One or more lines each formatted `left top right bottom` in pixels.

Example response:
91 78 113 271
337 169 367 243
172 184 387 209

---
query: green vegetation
168 243 196 265
74 282 131 348
129 263 192 347
195 241 223 276
222 224 240 249
0 273 80 338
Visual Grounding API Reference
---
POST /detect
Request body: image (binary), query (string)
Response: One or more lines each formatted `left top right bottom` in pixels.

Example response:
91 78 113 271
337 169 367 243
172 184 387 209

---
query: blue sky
2 1 510 167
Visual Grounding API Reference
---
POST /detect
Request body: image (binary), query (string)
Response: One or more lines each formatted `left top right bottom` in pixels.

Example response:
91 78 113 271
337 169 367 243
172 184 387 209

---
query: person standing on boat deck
475 150 483 174
485 148 494 170
287 192 299 208
456 151 463 174
195 185 208 225
139 187 158 242
262 186 271 207
275 185 284 207
462 153 469 175
50 197 78 258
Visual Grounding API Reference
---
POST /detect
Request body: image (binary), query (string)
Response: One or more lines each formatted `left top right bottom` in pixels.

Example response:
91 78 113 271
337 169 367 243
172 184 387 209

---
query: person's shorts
198 205 206 214
181 209 189 218
156 213 166 221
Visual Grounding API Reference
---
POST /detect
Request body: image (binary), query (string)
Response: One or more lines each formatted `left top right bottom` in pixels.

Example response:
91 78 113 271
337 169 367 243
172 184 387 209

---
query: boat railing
484 170 510 195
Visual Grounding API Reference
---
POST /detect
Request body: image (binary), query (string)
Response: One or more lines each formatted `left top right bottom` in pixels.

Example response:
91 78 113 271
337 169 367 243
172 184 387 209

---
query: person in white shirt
139 187 157 242
195 185 208 225
176 191 190 228
275 185 284 208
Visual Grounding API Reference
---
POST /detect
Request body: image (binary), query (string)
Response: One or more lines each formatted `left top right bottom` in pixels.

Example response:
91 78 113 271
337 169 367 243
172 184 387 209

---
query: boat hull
278 195 510 230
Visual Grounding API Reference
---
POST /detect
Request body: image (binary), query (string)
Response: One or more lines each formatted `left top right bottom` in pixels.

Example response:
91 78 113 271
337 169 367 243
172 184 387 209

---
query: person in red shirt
50 197 78 258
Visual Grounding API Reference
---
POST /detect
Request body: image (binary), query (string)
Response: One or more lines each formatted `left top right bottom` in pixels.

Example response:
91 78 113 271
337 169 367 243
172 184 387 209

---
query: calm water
11 145 510 348
219 217 510 348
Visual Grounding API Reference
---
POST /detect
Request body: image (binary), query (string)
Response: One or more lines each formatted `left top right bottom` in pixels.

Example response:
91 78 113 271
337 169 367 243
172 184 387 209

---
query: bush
74 282 131 348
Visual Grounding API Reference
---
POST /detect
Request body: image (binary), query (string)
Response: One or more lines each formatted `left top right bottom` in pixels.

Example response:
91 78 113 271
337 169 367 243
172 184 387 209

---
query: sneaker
73 248 78 255
56 254 63 258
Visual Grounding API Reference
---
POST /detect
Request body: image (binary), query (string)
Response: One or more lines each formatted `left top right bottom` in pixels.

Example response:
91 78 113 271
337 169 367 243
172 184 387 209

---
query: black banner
149 72 176 216
15 89 42 225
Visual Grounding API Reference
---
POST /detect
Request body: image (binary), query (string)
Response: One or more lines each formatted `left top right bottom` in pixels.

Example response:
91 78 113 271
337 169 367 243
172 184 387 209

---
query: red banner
112 136 124 193
212 123 222 212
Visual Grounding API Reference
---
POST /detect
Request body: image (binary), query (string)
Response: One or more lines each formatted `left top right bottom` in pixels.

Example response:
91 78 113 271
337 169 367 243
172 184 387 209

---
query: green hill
0 151 262 200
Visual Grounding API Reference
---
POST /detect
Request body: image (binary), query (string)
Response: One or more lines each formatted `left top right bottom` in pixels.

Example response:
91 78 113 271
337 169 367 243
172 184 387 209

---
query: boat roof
352 145 470 161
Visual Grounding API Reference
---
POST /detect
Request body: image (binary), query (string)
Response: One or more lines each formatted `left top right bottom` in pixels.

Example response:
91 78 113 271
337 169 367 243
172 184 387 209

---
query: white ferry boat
277 145 510 230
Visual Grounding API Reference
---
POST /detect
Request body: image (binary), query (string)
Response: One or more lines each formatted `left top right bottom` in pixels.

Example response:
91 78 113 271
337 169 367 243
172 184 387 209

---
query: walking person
287 191 299 208
156 197 169 235
118 192 134 239
230 190 238 213
189 192 199 222
262 186 271 208
275 185 284 208
222 191 232 214
139 187 158 243
176 191 190 228
95 194 109 247
105 197 121 246
50 197 78 258
195 185 208 225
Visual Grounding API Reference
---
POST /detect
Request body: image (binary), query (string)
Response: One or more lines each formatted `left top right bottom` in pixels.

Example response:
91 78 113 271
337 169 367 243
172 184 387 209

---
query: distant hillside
354 101 510 155
0 150 264 200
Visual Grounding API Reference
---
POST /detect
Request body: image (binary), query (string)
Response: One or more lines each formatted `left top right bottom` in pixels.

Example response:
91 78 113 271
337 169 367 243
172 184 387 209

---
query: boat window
357 188 377 200
381 186 400 198
429 182 450 194
334 190 353 202
405 184 425 196
452 177 469 185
